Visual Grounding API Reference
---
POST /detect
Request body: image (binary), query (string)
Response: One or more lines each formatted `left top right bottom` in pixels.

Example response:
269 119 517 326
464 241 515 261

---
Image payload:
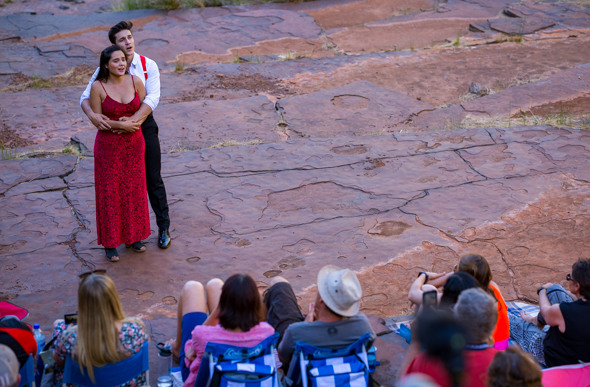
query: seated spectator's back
265 265 376 366
0 315 36 369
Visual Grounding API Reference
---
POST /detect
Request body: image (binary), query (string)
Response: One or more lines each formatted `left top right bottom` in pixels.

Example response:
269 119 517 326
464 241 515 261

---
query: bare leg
172 281 207 357
205 278 223 313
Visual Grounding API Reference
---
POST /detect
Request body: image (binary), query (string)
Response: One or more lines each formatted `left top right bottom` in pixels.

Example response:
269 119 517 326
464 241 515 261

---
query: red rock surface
1 0 590 384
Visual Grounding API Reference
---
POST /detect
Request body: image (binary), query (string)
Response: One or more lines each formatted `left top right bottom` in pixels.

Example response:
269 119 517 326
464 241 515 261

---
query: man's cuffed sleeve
80 67 99 106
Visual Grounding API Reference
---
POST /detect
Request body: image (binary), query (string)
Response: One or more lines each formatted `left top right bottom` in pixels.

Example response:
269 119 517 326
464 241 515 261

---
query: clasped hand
112 116 141 134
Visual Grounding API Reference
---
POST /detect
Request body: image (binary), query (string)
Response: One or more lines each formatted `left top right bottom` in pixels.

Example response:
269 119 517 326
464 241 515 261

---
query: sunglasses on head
79 269 107 280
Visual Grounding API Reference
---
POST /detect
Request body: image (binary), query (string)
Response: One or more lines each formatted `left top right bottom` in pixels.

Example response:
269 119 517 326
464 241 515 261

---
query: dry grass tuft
1 65 95 92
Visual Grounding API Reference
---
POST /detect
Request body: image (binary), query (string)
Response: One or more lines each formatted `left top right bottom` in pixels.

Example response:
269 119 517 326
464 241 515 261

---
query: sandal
126 241 146 253
105 247 120 262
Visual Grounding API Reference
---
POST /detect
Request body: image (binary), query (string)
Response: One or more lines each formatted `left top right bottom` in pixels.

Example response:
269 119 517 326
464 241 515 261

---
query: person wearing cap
264 265 376 365
0 344 20 387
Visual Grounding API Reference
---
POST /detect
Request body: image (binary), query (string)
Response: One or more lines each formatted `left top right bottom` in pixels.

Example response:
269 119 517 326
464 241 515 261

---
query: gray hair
0 344 19 387
453 287 498 344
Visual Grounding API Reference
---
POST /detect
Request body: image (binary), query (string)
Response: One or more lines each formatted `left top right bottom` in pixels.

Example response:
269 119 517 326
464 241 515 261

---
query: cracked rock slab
461 64 590 118
0 155 76 194
280 81 432 137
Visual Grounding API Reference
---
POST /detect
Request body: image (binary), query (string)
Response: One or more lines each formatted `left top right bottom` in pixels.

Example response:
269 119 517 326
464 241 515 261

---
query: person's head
77 272 126 380
416 310 466 387
218 274 263 332
457 254 493 292
97 45 127 82
454 288 498 344
108 20 135 57
487 346 542 387
569 259 590 300
439 271 479 309
317 265 362 317
0 344 20 387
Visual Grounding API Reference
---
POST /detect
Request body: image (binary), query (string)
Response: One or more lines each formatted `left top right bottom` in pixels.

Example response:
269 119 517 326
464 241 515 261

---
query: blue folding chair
62 341 149 387
285 333 375 387
18 354 35 387
194 333 280 387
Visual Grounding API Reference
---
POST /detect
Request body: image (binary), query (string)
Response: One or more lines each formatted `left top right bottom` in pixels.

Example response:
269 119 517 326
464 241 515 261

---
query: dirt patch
166 72 296 103
0 121 33 149
1 65 95 92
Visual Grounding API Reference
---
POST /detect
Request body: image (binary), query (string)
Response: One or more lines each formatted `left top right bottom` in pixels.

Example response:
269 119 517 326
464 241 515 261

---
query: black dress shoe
158 229 171 249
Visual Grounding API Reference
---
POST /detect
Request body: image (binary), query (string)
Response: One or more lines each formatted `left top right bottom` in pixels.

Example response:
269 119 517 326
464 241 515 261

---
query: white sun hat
317 265 362 317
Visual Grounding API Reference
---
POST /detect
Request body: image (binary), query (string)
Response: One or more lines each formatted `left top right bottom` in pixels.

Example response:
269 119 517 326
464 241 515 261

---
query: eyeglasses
566 273 574 282
79 269 107 280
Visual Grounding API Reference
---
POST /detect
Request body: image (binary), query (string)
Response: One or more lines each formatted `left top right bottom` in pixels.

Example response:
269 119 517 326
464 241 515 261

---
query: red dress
94 78 150 248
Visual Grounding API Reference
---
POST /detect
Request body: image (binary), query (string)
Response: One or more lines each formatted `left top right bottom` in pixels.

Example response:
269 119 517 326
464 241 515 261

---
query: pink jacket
183 322 275 387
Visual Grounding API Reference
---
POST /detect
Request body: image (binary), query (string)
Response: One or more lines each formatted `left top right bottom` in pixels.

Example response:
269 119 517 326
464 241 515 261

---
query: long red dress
94 78 150 248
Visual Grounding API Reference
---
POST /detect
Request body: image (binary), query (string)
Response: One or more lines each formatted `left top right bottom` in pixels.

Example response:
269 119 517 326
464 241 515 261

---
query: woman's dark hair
96 45 126 82
572 259 590 299
108 20 133 44
439 272 479 309
487 346 542 387
217 274 262 332
417 310 466 387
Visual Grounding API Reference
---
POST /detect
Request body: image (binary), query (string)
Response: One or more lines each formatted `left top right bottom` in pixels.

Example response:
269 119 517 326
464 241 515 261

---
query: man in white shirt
80 21 171 249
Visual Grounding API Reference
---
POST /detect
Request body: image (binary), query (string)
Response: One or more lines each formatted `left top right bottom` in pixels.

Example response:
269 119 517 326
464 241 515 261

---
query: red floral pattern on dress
94 78 150 248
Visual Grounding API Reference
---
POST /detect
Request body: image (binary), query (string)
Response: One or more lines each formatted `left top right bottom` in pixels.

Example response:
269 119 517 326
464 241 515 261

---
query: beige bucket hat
317 265 362 317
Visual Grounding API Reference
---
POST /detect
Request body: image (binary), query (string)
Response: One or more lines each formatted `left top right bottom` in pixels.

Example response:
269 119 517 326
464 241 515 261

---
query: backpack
285 332 376 387
194 333 280 387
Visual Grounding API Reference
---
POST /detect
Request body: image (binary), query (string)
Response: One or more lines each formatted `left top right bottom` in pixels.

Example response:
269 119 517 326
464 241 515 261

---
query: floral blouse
52 319 149 387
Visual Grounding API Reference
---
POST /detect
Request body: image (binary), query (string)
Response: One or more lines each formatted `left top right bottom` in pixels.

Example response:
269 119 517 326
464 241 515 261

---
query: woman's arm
203 306 219 326
134 75 146 103
89 82 105 130
408 272 448 305
538 283 566 332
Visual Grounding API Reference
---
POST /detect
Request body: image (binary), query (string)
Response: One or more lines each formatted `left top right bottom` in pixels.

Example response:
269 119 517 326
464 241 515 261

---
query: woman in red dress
89 45 150 262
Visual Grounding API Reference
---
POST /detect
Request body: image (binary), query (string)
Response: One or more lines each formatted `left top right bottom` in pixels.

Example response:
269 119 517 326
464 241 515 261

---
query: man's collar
129 53 138 68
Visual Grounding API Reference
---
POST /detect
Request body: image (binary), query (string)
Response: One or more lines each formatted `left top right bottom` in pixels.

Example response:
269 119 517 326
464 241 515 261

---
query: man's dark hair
572 259 590 299
108 20 133 44
218 274 262 332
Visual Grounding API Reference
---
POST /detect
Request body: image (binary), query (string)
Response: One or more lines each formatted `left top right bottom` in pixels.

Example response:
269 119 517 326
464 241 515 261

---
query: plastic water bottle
33 324 45 355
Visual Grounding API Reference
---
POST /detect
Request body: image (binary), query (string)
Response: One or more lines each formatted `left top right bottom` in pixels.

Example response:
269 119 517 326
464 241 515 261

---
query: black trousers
142 113 170 231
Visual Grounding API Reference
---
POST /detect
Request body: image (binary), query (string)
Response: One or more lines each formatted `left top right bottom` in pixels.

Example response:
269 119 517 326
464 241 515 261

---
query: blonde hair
75 274 127 381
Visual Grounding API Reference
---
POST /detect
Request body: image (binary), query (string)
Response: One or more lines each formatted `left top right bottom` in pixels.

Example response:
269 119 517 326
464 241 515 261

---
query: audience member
172 274 275 387
408 254 510 350
0 315 36 368
487 346 542 387
0 344 20 387
457 255 509 350
510 259 590 367
52 271 149 386
405 288 499 387
408 271 479 310
264 265 376 366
